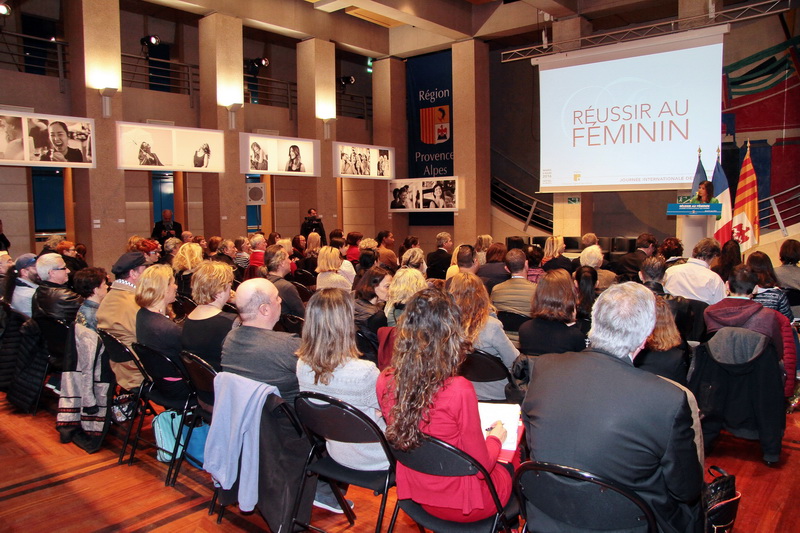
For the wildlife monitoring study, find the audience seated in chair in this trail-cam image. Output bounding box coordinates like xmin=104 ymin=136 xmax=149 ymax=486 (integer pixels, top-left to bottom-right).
xmin=261 ymin=245 xmax=305 ymax=318
xmin=377 ymin=288 xmax=514 ymax=524
xmin=521 ymin=282 xmax=704 ymax=533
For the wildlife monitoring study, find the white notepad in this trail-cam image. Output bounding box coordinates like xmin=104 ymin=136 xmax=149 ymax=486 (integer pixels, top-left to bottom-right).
xmin=478 ymin=402 xmax=522 ymax=451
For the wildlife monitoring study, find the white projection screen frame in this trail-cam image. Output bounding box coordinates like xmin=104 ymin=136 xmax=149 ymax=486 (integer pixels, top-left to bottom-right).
xmin=535 ymin=25 xmax=728 ymax=193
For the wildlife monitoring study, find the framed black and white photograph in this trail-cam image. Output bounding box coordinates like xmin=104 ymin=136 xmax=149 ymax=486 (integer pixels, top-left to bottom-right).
xmin=333 ymin=142 xmax=395 ymax=179
xmin=0 ymin=112 xmax=95 ymax=168
xmin=116 ymin=122 xmax=225 ymax=172
xmin=240 ymin=133 xmax=320 ymax=177
xmin=388 ymin=177 xmax=458 ymax=212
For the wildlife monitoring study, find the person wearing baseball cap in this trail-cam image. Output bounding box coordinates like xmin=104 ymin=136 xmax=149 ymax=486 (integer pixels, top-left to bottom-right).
xmin=5 ymin=253 xmax=38 ymax=317
xmin=97 ymin=252 xmax=148 ymax=391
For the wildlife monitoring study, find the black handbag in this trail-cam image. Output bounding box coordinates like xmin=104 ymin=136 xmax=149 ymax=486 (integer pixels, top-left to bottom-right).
xmin=705 ymin=466 xmax=741 ymax=533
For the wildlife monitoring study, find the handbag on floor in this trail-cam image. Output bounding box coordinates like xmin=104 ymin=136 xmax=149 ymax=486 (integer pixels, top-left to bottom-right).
xmin=152 ymin=410 xmax=209 ymax=467
xmin=705 ymin=466 xmax=741 ymax=533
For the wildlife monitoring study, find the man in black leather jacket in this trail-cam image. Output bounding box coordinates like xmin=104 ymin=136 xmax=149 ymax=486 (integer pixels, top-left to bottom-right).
xmin=32 ymin=252 xmax=83 ymax=324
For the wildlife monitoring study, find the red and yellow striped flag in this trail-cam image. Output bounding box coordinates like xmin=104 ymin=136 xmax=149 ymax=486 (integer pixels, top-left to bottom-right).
xmin=730 ymin=144 xmax=759 ymax=252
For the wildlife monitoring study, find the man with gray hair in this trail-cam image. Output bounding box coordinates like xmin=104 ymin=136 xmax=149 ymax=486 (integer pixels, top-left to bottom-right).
xmin=426 ymin=231 xmax=453 ymax=279
xmin=263 ymin=244 xmax=305 ymax=318
xmin=522 ymin=282 xmax=703 ymax=533
xmin=31 ymin=253 xmax=82 ymax=324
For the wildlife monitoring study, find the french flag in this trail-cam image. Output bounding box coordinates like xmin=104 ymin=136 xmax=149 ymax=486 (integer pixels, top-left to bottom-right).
xmin=712 ymin=156 xmax=733 ymax=244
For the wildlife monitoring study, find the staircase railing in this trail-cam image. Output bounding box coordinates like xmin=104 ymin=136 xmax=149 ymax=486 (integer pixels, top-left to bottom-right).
xmin=491 ymin=176 xmax=553 ymax=233
xmin=759 ymin=183 xmax=800 ymax=236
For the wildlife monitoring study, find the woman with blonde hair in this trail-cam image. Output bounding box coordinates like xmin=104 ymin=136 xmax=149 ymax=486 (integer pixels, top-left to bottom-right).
xmin=542 ymin=235 xmax=573 ymax=272
xmin=447 ymin=272 xmax=519 ymax=400
xmin=474 ymin=234 xmax=493 ymax=266
xmin=384 ymin=267 xmax=426 ymax=326
xmin=135 ymin=264 xmax=190 ymax=402
xmin=302 ymin=232 xmax=322 ymax=274
xmin=181 ymin=261 xmax=237 ymax=370
xmin=172 ymin=242 xmax=204 ymax=298
xmin=316 ymin=246 xmax=351 ymax=290
xmin=377 ymin=288 xmax=512 ymax=523
xmin=634 ymin=296 xmax=690 ymax=385
xmin=295 ymin=288 xmax=389 ymax=470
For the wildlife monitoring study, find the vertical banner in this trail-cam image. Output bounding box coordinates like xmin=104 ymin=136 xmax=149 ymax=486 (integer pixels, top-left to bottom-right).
xmin=407 ymin=50 xmax=453 ymax=179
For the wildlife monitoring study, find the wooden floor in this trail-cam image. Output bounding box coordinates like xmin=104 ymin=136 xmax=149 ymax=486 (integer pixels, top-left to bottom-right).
xmin=2 ymin=392 xmax=800 ymax=532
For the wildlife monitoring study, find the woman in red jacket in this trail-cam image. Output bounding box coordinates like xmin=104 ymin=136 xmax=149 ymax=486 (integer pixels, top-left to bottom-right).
xmin=376 ymin=287 xmax=512 ymax=522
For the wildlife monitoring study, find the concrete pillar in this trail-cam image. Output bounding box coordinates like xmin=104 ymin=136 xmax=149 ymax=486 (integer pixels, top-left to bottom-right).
xmin=295 ymin=38 xmax=339 ymax=235
xmin=551 ymin=16 xmax=594 ymax=237
xmin=65 ymin=0 xmax=125 ymax=270
xmin=452 ymin=39 xmax=491 ymax=247
xmin=370 ymin=57 xmax=408 ymax=243
xmin=198 ymin=13 xmax=246 ymax=239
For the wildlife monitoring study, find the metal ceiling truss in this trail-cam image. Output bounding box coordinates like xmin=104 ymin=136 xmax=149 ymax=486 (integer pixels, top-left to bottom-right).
xmin=501 ymin=0 xmax=794 ymax=62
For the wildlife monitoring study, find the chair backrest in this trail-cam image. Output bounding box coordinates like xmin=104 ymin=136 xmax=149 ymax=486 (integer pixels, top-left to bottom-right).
xmin=390 ymin=435 xmax=482 ymax=478
xmin=291 ymin=281 xmax=314 ymax=302
xmin=459 ymin=349 xmax=515 ymax=384
xmin=132 ymin=342 xmax=192 ymax=405
xmin=784 ymin=287 xmax=800 ymax=307
xmin=514 ymin=461 xmax=658 ymax=533
xmin=497 ymin=311 xmax=529 ymax=333
xmin=292 ymin=269 xmax=317 ymax=287
xmin=97 ymin=328 xmax=137 ymax=364
xmin=35 ymin=316 xmax=70 ymax=360
xmin=180 ymin=350 xmax=217 ymax=412
xmin=294 ymin=392 xmax=394 ymax=456
xmin=172 ymin=294 xmax=197 ymax=321
xmin=274 ymin=314 xmax=304 ymax=336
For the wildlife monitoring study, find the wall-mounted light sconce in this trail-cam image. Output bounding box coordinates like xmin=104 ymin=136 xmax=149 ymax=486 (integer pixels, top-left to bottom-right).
xmin=227 ymin=103 xmax=243 ymax=130
xmin=0 ymin=3 xmax=12 ymax=16
xmin=338 ymin=76 xmax=356 ymax=86
xmin=323 ymin=118 xmax=336 ymax=141
xmin=99 ymin=87 xmax=118 ymax=118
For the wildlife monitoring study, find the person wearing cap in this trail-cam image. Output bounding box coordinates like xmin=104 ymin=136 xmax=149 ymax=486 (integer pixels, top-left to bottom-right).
xmin=31 ymin=253 xmax=83 ymax=324
xmin=6 ymin=253 xmax=39 ymax=317
xmin=97 ymin=252 xmax=148 ymax=391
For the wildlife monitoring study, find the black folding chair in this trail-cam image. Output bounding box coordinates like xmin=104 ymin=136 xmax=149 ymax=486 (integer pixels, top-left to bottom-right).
xmin=292 ymin=268 xmax=317 ymax=288
xmin=386 ymin=435 xmax=518 ymax=533
xmin=171 ymin=351 xmax=217 ymax=488
xmin=293 ymin=392 xmax=396 ymax=533
xmin=459 ymin=349 xmax=523 ymax=404
xmin=496 ymin=311 xmax=529 ymax=333
xmin=172 ymin=294 xmax=197 ymax=322
xmin=36 ymin=315 xmax=70 ymax=369
xmin=130 ymin=342 xmax=195 ymax=486
xmin=291 ymin=281 xmax=315 ymax=303
xmin=273 ymin=313 xmax=304 ymax=336
xmin=514 ymin=461 xmax=658 ymax=533
xmin=97 ymin=329 xmax=148 ymax=463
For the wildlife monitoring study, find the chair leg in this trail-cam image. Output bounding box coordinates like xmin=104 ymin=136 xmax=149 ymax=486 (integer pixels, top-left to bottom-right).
xmin=386 ymin=500 xmax=402 ymax=533
xmin=216 ymin=505 xmax=225 ymax=524
xmin=169 ymin=415 xmax=195 ymax=487
xmin=375 ymin=490 xmax=389 ymax=533
xmin=118 ymin=387 xmax=144 ymax=464
xmin=165 ymin=411 xmax=189 ymax=487
xmin=329 ymin=480 xmax=356 ymax=525
xmin=127 ymin=401 xmax=149 ymax=465
xmin=208 ymin=487 xmax=218 ymax=515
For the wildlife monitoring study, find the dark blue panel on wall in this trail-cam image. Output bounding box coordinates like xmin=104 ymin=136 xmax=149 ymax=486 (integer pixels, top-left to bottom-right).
xmin=407 ymin=50 xmax=453 ymax=179
xmin=32 ymin=169 xmax=65 ymax=233
xmin=152 ymin=172 xmax=175 ymax=224
xmin=246 ymin=175 xmax=263 ymax=231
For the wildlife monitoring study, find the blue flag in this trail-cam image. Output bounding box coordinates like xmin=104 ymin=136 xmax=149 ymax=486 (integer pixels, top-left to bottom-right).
xmin=691 ymin=154 xmax=707 ymax=195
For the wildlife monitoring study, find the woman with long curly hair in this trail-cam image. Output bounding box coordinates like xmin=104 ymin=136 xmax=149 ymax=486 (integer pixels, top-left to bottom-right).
xmin=296 ymin=288 xmax=389 ymax=470
xmin=377 ymin=288 xmax=512 ymax=523
xmin=447 ymin=272 xmax=519 ymax=401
